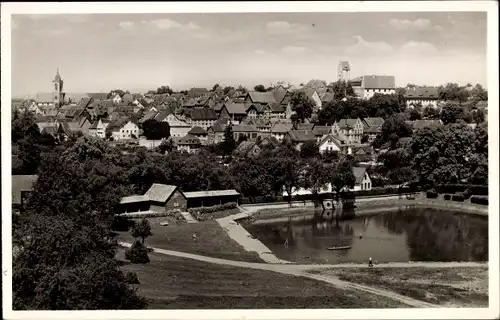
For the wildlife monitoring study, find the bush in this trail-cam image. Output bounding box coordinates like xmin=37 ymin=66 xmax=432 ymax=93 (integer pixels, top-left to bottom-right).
xmin=463 ymin=189 xmax=472 ymax=200
xmin=124 ymin=272 xmax=140 ymax=285
xmin=426 ymin=190 xmax=438 ymax=199
xmin=444 ymin=194 xmax=451 ymax=200
xmin=436 ymin=184 xmax=487 ymax=195
xmin=470 ymin=196 xmax=488 ymax=205
xmin=111 ymin=215 xmax=134 ymax=231
xmin=118 ymin=209 xmax=183 ymax=219
xmin=125 ymin=241 xmax=150 ymax=264
xmin=452 ymin=193 xmax=465 ymax=202
xmin=187 ymin=202 xmax=237 ymax=215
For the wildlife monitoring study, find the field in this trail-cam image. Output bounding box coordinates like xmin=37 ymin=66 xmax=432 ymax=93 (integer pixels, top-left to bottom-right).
xmin=117 ymin=249 xmax=409 ymax=309
xmin=118 ymin=219 xmax=263 ymax=262
xmin=307 ymin=267 xmax=488 ymax=307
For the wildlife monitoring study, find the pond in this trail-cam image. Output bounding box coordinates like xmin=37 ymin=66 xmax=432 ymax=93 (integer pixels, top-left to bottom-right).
xmin=242 ymin=207 xmax=488 ymax=264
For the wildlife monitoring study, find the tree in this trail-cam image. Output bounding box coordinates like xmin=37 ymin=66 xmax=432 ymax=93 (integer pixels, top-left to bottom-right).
xmin=367 ymin=93 xmax=405 ymax=118
xmin=299 ymin=140 xmax=320 ymax=159
xmin=472 ymin=109 xmax=485 ymax=124
xmin=157 ymin=138 xmax=176 ymax=158
xmin=329 ymin=160 xmax=355 ymax=201
xmin=374 ymin=114 xmax=413 ymax=148
xmin=156 ymin=85 xmax=173 ymax=95
xmin=272 ymin=144 xmax=301 ymax=207
xmin=301 ymin=158 xmax=330 ymax=207
xmin=130 ymin=218 xmax=152 ymax=245
xmin=223 ymin=86 xmax=234 ymax=95
xmin=230 ymin=157 xmax=273 ymax=200
xmin=408 ymin=108 xmax=422 ymax=121
xmin=438 ymin=83 xmax=469 ymax=102
xmin=329 ymin=80 xmax=355 ymax=99
xmin=440 ymin=102 xmax=464 ymax=124
xmin=423 ymin=106 xmax=440 ymax=119
xmin=220 ymin=125 xmax=237 ymax=158
xmin=470 ymin=84 xmax=488 ymax=102
xmin=290 ymin=91 xmax=315 ymax=123
xmin=360 ymin=134 xmax=369 ymax=144
xmin=254 ymin=84 xmax=267 ymax=92
xmin=142 ymin=119 xmax=170 ymax=140
xmin=211 ymin=83 xmax=220 ymax=92
xmin=237 ymin=85 xmax=248 ymax=93
xmin=125 ymin=240 xmax=150 ymax=264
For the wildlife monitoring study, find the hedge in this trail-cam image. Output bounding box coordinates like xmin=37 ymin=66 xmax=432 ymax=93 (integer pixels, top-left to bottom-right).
xmin=470 ymin=196 xmax=488 ymax=205
xmin=117 ymin=209 xmax=184 ymax=219
xmin=452 ymin=193 xmax=465 ymax=202
xmin=444 ymin=194 xmax=451 ymax=200
xmin=426 ymin=190 xmax=438 ymax=199
xmin=187 ymin=202 xmax=237 ymax=215
xmin=436 ymin=184 xmax=488 ymax=196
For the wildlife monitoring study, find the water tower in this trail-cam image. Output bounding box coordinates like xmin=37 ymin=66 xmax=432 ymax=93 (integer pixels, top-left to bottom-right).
xmin=337 ymin=61 xmax=351 ymax=82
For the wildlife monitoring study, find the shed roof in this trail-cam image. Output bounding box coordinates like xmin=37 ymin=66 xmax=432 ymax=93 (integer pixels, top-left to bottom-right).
xmin=183 ymin=189 xmax=240 ymax=199
xmin=144 ymin=184 xmax=179 ymax=203
xmin=120 ymin=195 xmax=150 ymax=204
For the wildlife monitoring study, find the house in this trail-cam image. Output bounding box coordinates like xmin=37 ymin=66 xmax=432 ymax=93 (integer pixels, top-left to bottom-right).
xmin=362 ymin=117 xmax=385 ymax=142
xmin=119 ymin=184 xmax=187 ymax=214
xmin=107 ymin=118 xmax=139 ymax=141
xmin=350 ymin=75 xmax=396 ymax=99
xmin=185 ymin=108 xmax=218 ymax=130
xmin=188 ymin=126 xmax=209 ymax=145
xmin=207 ymin=119 xmax=228 ymax=145
xmin=258 ymin=135 xmax=281 ymax=150
xmin=312 ymin=125 xmax=331 ymax=142
xmin=244 ymin=91 xmax=277 ymax=106
xmin=173 ymin=134 xmax=201 ymax=153
xmin=157 ymin=112 xmax=191 ymax=137
xmin=89 ymin=119 xmax=109 ymax=139
xmin=351 ymin=145 xmax=374 ymax=163
xmin=245 ymin=118 xmax=273 ymax=134
xmin=183 ymin=190 xmax=241 ymax=208
xmin=331 ymin=118 xmax=364 ymax=145
xmin=58 ymin=117 xmax=91 ymax=137
xmin=269 ymin=103 xmax=287 ymax=119
xmin=352 ymin=166 xmax=372 ymax=191
xmin=140 ymin=108 xmax=159 ymax=123
xmin=245 ymin=104 xmax=263 ymax=119
xmin=232 ymin=124 xmax=259 ymax=141
xmin=235 ymin=141 xmax=261 ymax=158
xmin=404 ymin=86 xmax=439 ymax=109
xmin=283 ymin=130 xmax=317 ymax=150
xmin=318 ymin=134 xmax=343 ymax=154
xmin=12 ymin=175 xmax=38 ymax=213
xmin=270 ymin=122 xmax=293 ymax=142
xmin=219 ymin=103 xmax=248 ymax=124
xmin=112 ymin=94 xmax=122 ymax=104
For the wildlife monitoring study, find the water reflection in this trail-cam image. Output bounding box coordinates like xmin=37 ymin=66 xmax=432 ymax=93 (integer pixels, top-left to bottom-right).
xmin=244 ymin=208 xmax=488 ymax=264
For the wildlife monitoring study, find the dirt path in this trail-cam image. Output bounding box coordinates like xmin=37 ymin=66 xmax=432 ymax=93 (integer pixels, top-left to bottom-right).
xmin=119 ymin=241 xmax=485 ymax=308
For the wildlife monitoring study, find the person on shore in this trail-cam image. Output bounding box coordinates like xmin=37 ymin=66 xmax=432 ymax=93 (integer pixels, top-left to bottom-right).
xmin=368 ymin=257 xmax=373 ymax=267
xmin=284 ymin=237 xmax=289 ymax=248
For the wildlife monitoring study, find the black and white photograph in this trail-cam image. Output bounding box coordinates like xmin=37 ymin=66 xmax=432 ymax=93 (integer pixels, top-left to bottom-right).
xmin=2 ymin=2 xmax=498 ymax=319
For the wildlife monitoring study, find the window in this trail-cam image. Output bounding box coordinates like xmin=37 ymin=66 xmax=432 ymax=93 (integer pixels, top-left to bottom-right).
xmin=368 ymin=183 xmax=371 ymax=189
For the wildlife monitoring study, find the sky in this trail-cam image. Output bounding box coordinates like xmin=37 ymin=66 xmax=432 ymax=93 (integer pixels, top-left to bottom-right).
xmin=11 ymin=11 xmax=487 ymax=97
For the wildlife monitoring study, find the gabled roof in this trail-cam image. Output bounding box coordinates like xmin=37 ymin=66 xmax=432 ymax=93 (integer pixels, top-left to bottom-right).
xmin=294 ymin=122 xmax=315 ymax=131
xmin=362 ymin=75 xmax=395 ymax=89
xmin=259 ymin=135 xmax=281 ymax=148
xmin=246 ymin=91 xmax=277 ymax=104
xmin=335 ymin=118 xmax=361 ymax=129
xmin=270 ymin=122 xmax=293 ymax=133
xmin=406 ymin=119 xmax=443 ymax=130
xmin=312 ymin=125 xmax=331 ymax=136
xmin=232 ymin=124 xmax=258 ymax=132
xmin=12 ymin=175 xmax=38 ymax=205
xmin=318 ymin=134 xmax=342 ymax=148
xmin=223 ymin=103 xmax=248 ymax=115
xmin=140 ymin=109 xmax=158 ymax=123
xmin=66 ymin=93 xmax=90 ymax=104
xmin=271 ymin=90 xmax=287 ymax=104
xmin=305 ymin=79 xmax=327 ymax=89
xmin=188 ymin=126 xmax=208 ymax=135
xmin=363 ymin=117 xmax=385 ymax=128
xmin=154 ymin=109 xmax=171 ymax=122
xmin=405 ymin=87 xmax=438 ymax=99
xmin=353 ymin=167 xmax=368 ymax=184
xmin=106 ymin=117 xmax=131 ymax=132
xmin=287 ymin=130 xmax=316 ymax=142
xmin=120 ymin=195 xmax=150 ymax=204
xmin=270 ymin=103 xmax=285 ymax=113
xmin=144 ymin=183 xmax=179 ymax=203
xmin=188 ymin=108 xmax=218 ymax=121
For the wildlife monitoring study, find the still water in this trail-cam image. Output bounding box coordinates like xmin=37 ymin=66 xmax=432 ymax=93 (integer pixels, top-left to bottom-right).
xmin=243 ymin=208 xmax=488 ymax=264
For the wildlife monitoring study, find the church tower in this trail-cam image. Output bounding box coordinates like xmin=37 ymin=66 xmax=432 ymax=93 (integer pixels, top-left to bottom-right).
xmin=52 ymin=68 xmax=64 ymax=108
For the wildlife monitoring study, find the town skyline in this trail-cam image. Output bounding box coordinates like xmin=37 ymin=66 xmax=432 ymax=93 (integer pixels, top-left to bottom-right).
xmin=12 ymin=11 xmax=487 ymax=97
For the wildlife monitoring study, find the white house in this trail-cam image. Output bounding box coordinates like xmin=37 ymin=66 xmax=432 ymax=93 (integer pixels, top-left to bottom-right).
xmin=318 ymin=134 xmax=342 ymax=154
xmin=352 ymin=166 xmax=372 ymax=191
xmin=350 ymin=75 xmax=396 ymax=99
xmin=404 ymin=86 xmax=439 ymax=109
xmin=160 ymin=113 xmax=192 ymax=138
xmin=108 ymin=119 xmax=139 ymax=141
xmin=112 ymin=94 xmax=122 ymax=104
xmin=89 ymin=119 xmax=108 ymax=139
